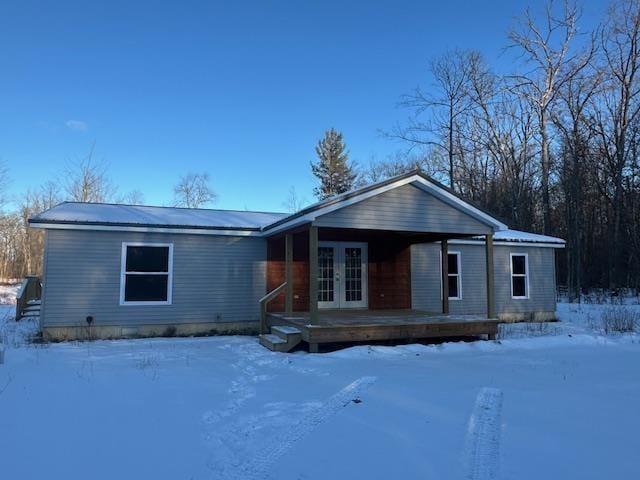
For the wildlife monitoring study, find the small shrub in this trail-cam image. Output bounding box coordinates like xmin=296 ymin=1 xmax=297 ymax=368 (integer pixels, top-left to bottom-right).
xmin=162 ymin=326 xmax=177 ymax=337
xmin=600 ymin=307 xmax=640 ymax=334
xmin=523 ymin=322 xmax=551 ymax=336
xmin=585 ymin=312 xmax=599 ymax=331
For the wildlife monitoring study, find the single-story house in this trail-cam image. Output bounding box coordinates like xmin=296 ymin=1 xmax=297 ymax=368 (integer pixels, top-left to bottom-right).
xmin=29 ymin=170 xmax=564 ymax=351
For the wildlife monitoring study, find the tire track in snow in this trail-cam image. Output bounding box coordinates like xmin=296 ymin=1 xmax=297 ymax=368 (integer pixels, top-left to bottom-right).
xmin=464 ymin=387 xmax=503 ymax=480
xmin=229 ymin=375 xmax=377 ymax=480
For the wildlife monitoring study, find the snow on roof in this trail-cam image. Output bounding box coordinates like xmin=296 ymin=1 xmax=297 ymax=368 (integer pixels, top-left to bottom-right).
xmin=461 ymin=229 xmax=564 ymax=245
xmin=28 ymin=199 xmax=564 ymax=246
xmin=493 ymin=229 xmax=565 ymax=244
xmin=30 ymin=202 xmax=288 ymax=230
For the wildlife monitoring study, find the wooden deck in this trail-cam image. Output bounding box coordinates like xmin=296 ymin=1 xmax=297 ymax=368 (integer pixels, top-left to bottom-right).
xmin=266 ymin=309 xmax=499 ymax=350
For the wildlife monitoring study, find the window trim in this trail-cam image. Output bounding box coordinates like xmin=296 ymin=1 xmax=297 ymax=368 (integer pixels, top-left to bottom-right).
xmin=440 ymin=250 xmax=462 ymax=301
xmin=119 ymin=242 xmax=174 ymax=306
xmin=510 ymin=252 xmax=529 ymax=300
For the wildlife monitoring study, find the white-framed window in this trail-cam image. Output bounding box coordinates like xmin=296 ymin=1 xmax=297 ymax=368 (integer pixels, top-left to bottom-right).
xmin=120 ymin=243 xmax=174 ymax=305
xmin=510 ymin=253 xmax=529 ymax=299
xmin=440 ymin=251 xmax=462 ymax=300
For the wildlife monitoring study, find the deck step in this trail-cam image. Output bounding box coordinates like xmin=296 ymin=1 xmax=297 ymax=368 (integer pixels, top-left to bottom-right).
xmin=20 ymin=311 xmax=40 ymax=318
xmin=259 ymin=334 xmax=290 ymax=352
xmin=23 ymin=305 xmax=41 ymax=313
xmin=259 ymin=325 xmax=303 ymax=352
xmin=271 ymin=325 xmax=302 ymax=340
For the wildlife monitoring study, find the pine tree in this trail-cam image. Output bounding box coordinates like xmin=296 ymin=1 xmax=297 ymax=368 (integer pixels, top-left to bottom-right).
xmin=311 ymin=128 xmax=357 ymax=200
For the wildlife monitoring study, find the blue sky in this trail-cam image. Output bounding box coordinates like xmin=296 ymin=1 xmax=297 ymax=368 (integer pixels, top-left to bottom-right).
xmin=0 ymin=0 xmax=605 ymax=212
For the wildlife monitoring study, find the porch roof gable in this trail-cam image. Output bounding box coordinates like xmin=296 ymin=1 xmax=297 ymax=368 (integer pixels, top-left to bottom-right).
xmin=261 ymin=170 xmax=509 ymax=235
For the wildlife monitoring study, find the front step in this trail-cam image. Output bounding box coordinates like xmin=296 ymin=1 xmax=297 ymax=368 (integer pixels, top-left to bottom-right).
xmin=271 ymin=325 xmax=302 ymax=343
xmin=259 ymin=334 xmax=289 ymax=352
xmin=18 ymin=304 xmax=41 ymax=320
xmin=259 ymin=325 xmax=303 ymax=352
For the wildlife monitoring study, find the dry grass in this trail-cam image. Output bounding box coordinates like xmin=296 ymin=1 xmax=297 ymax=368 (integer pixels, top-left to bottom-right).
xmin=600 ymin=307 xmax=640 ymax=334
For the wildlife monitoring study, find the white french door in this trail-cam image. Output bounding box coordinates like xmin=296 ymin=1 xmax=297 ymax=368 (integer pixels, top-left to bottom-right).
xmin=317 ymin=242 xmax=368 ymax=309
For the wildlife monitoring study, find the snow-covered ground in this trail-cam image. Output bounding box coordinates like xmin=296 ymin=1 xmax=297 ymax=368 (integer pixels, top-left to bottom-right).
xmin=1 ymin=300 xmax=639 ymax=479
xmin=0 ymin=282 xmax=19 ymax=305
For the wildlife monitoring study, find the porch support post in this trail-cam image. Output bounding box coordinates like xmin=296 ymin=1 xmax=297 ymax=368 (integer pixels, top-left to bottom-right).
xmin=485 ymin=233 xmax=495 ymax=319
xmin=441 ymin=239 xmax=449 ymax=314
xmin=285 ymin=233 xmax=293 ymax=314
xmin=309 ymin=226 xmax=319 ymax=324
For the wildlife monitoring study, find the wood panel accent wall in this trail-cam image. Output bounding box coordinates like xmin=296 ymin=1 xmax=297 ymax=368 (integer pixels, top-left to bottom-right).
xmin=267 ymin=232 xmax=310 ymax=312
xmin=266 ymin=228 xmax=412 ymax=312
xmin=368 ymin=236 xmax=412 ymax=309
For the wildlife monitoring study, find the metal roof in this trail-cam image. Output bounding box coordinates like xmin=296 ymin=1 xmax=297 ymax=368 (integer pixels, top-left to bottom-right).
xmin=28 ymin=171 xmax=564 ymax=246
xmin=29 ymin=202 xmax=288 ymax=231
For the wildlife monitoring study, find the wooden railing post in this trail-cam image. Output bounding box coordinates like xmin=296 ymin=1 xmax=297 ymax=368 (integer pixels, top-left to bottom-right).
xmin=260 ymin=302 xmax=267 ymax=335
xmin=441 ymin=239 xmax=449 ymax=314
xmin=309 ymin=226 xmax=318 ymax=324
xmin=259 ymin=281 xmax=288 ymax=334
xmin=485 ymin=233 xmax=495 ymax=319
xmin=15 ymin=276 xmax=41 ymax=321
xmin=285 ymin=233 xmax=293 ymax=314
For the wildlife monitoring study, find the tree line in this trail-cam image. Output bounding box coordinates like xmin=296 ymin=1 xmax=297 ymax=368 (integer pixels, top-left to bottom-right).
xmin=0 ymin=145 xmax=216 ymax=280
xmin=2 ymin=0 xmax=639 ymax=298
xmin=310 ymin=0 xmax=640 ymax=297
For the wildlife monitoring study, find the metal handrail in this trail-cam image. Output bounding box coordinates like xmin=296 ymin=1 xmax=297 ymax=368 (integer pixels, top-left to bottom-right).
xmin=259 ymin=282 xmax=287 ymax=334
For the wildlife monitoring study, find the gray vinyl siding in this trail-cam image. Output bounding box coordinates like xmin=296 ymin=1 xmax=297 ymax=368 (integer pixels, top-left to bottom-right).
xmin=411 ymin=242 xmax=556 ymax=315
xmin=410 ymin=243 xmax=487 ymax=315
xmin=314 ymin=183 xmax=493 ymax=235
xmin=41 ymin=229 xmax=266 ymax=327
xmin=493 ymin=245 xmax=557 ymax=314
xmin=38 ymin=229 xmax=50 ymax=331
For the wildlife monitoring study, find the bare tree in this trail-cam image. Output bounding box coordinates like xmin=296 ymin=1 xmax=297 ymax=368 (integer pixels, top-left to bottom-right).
xmin=20 ymin=183 xmax=63 ymax=274
xmin=592 ymin=0 xmax=640 ymax=287
xmin=508 ymin=0 xmax=593 ymax=234
xmin=0 ymin=181 xmax=63 ymax=279
xmin=173 ymin=172 xmax=217 ymax=208
xmin=389 ymin=49 xmax=475 ymax=191
xmin=38 ymin=181 xmax=62 ymax=209
xmin=64 ymin=143 xmax=116 ymax=203
xmin=116 ymin=189 xmax=145 ymax=205
xmin=0 ymin=159 xmax=10 ymax=211
xmin=361 ymin=152 xmax=439 ymax=184
xmin=282 ymin=186 xmax=307 ymax=213
xmin=0 ymin=214 xmax=21 ymax=280
xmin=553 ymin=59 xmax=601 ymax=299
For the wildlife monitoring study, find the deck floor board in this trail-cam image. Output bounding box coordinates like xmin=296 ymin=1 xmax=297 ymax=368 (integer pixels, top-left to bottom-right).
xmin=266 ymin=309 xmax=499 ymax=345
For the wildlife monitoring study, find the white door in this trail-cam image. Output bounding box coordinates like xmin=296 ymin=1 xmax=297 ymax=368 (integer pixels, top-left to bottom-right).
xmin=317 ymin=242 xmax=368 ymax=309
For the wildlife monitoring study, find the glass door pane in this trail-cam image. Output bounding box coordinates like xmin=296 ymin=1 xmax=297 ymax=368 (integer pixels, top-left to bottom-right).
xmin=317 ymin=246 xmax=335 ymax=303
xmin=344 ymin=247 xmax=363 ymax=302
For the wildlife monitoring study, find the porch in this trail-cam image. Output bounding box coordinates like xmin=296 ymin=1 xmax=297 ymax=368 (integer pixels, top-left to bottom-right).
xmin=264 ymin=309 xmax=499 ymax=352
xmin=259 ymin=176 xmax=505 ymax=352
xmin=259 ymin=224 xmax=498 ymax=351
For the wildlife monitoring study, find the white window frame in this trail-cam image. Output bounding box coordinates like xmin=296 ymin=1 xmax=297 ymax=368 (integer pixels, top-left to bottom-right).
xmin=120 ymin=242 xmax=174 ymax=306
xmin=510 ymin=252 xmax=529 ymax=299
xmin=440 ymin=250 xmax=462 ymax=301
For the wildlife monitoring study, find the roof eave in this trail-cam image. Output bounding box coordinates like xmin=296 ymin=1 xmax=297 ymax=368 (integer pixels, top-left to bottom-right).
xmin=28 ymin=220 xmax=263 ymax=237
